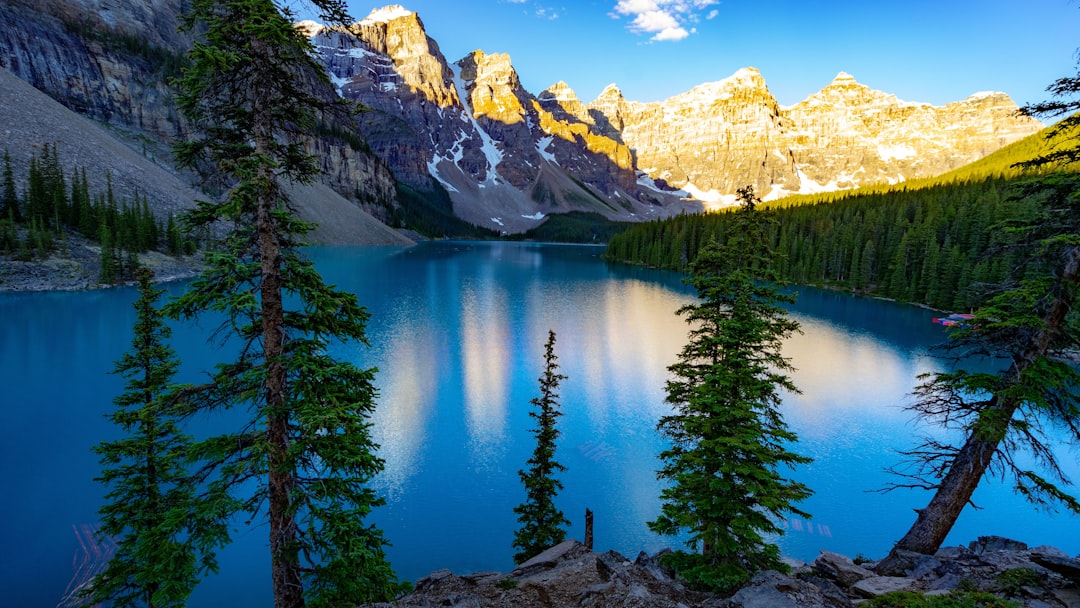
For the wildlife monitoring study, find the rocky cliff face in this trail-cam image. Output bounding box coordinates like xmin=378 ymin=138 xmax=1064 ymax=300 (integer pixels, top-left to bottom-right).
xmin=311 ymin=6 xmax=695 ymax=233
xmin=0 ymin=0 xmax=1046 ymax=236
xmin=0 ymin=0 xmax=187 ymax=140
xmin=0 ymin=0 xmax=400 ymax=226
xmin=309 ymin=6 xmax=1041 ymax=224
xmin=587 ymin=69 xmax=1043 ymax=207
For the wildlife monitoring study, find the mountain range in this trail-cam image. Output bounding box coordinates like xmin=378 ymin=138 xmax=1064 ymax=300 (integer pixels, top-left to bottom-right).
xmin=0 ymin=0 xmax=1044 ymax=236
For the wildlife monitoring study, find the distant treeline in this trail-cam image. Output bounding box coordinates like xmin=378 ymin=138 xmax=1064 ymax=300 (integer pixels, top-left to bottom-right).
xmin=606 ymin=124 xmax=1080 ymax=311
xmin=605 ymin=176 xmax=1049 ymax=311
xmin=1 ymin=144 xmax=195 ymax=283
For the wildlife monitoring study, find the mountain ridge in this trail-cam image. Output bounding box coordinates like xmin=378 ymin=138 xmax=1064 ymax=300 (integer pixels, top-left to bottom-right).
xmin=313 ymin=4 xmax=1041 ymax=228
xmin=0 ymin=0 xmax=1046 ymax=238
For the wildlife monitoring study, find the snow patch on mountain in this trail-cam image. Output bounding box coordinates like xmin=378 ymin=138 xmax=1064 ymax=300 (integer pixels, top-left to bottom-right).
xmin=536 ymin=136 xmax=557 ymax=164
xmin=878 ymin=143 xmax=918 ymax=161
xmin=682 ymin=182 xmax=738 ymax=210
xmin=361 ymin=5 xmax=413 ymax=25
xmin=450 ymin=62 xmax=504 ymax=182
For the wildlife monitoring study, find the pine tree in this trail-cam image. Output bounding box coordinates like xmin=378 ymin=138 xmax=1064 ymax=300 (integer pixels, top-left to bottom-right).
xmin=1 ymin=150 xmax=20 ymax=223
xmin=89 ymin=267 xmax=229 ymax=607
xmin=879 ymin=44 xmax=1080 ymax=567
xmin=165 ymin=1 xmax=404 ymax=606
xmin=99 ymin=220 xmax=116 ymax=285
xmin=879 ymin=174 xmax=1080 ymax=570
xmin=649 ymin=186 xmax=812 ymax=592
xmin=512 ymin=329 xmax=570 ymax=564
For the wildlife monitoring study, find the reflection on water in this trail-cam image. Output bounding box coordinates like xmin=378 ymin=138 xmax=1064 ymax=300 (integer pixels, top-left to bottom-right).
xmin=461 ymin=282 xmax=511 ymax=465
xmin=2 ymin=242 xmax=1077 ymax=607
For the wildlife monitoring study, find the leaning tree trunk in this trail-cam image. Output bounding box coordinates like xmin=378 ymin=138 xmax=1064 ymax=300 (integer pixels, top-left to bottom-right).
xmin=880 ymin=244 xmax=1080 ymax=572
xmin=889 ymin=395 xmax=1018 ymax=556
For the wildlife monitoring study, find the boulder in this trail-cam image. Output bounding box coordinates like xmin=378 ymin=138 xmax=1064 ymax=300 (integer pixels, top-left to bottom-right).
xmin=1031 ymin=551 xmax=1080 ymax=582
xmin=970 ymin=536 xmax=1029 ymax=555
xmin=511 ymin=539 xmax=587 ymax=576
xmin=812 ymin=551 xmax=876 ymax=587
xmin=851 ymin=576 xmax=917 ymax=598
xmin=729 ymin=571 xmax=854 ymax=608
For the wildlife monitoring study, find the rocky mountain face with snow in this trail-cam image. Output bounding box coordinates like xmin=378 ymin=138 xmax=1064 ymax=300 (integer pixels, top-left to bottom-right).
xmin=313 ymin=6 xmax=1041 ymax=227
xmin=310 ymin=7 xmax=692 ymax=233
xmin=0 ymin=1 xmax=1044 ymax=235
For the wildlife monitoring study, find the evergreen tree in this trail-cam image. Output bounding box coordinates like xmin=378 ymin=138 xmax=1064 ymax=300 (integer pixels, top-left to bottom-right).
xmin=1 ymin=150 xmax=20 ymax=222
xmin=880 ymin=46 xmax=1080 ymax=567
xmin=89 ymin=267 xmax=229 ymax=607
xmin=879 ymin=173 xmax=1080 ymax=568
xmin=649 ymin=186 xmax=812 ymax=592
xmin=512 ymin=329 xmax=570 ymax=564
xmin=165 ymin=1 xmax=404 ymax=606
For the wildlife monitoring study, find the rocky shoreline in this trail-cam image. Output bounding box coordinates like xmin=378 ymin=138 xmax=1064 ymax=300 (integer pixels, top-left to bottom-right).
xmin=0 ymin=233 xmax=202 ymax=292
xmin=368 ymin=537 xmax=1080 ymax=608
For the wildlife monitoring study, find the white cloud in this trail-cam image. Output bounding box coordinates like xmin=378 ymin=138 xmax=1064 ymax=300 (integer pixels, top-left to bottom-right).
xmin=611 ymin=0 xmax=718 ymax=41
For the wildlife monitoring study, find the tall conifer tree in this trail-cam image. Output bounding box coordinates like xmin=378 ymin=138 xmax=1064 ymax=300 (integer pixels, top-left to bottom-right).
xmin=512 ymin=330 xmax=570 ymax=564
xmin=90 ymin=268 xmax=228 ymax=607
xmin=880 ymin=47 xmax=1080 ymax=566
xmin=649 ymin=186 xmax=811 ymax=592
xmin=1 ymin=150 xmax=19 ymax=222
xmin=166 ymin=1 xmax=403 ymax=606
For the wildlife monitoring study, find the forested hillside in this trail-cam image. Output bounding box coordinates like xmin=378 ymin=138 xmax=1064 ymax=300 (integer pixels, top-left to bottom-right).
xmin=604 ymin=126 xmax=1080 ymax=311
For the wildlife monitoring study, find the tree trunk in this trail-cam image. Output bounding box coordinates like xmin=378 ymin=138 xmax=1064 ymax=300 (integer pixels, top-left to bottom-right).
xmin=890 ymin=397 xmax=1017 ymax=556
xmin=882 ymin=244 xmax=1079 ymax=570
xmin=254 ymin=142 xmax=302 ymax=605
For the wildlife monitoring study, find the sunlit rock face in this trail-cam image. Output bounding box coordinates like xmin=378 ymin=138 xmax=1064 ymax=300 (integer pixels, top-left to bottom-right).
xmin=314 ymin=6 xmax=695 ymax=233
xmin=588 ymin=69 xmax=1043 ymax=207
xmin=313 ymin=6 xmax=1040 ymax=224
xmin=779 ymin=73 xmax=1042 ymax=198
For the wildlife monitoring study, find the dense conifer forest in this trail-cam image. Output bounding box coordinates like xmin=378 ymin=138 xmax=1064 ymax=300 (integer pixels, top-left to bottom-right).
xmin=0 ymin=145 xmax=194 ymax=283
xmin=605 ymin=127 xmax=1080 ymax=312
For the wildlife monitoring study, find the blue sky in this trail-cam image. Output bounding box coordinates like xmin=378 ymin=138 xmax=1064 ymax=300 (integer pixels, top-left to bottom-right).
xmin=315 ymin=1 xmax=1079 ymax=110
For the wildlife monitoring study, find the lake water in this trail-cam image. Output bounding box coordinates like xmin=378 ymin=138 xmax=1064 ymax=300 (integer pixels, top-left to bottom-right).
xmin=1 ymin=241 xmax=1077 ymax=607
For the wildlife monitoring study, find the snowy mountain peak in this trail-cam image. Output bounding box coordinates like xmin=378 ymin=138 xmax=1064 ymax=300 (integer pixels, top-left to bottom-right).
xmin=965 ymin=90 xmax=1008 ymax=101
xmin=361 ymin=4 xmax=413 ymax=25
xmin=539 ymin=81 xmax=579 ymax=103
xmin=829 ymin=71 xmax=859 ymax=86
xmin=294 ymin=20 xmax=325 ymax=37
xmin=598 ymin=83 xmax=622 ymax=97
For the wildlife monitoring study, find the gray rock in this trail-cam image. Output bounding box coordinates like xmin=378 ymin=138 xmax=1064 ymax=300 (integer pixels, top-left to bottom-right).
xmin=812 ymin=551 xmax=876 ymax=587
xmin=797 ymin=573 xmax=850 ymax=606
xmin=782 ymin=557 xmax=809 ymax=573
xmin=911 ymin=555 xmax=942 ymax=580
xmin=969 ymin=536 xmax=1029 ymax=555
xmin=873 ymin=549 xmax=929 ymax=577
xmin=511 ymin=539 xmax=585 ymax=576
xmin=935 ymin=546 xmax=972 ymax=560
xmin=730 ymin=571 xmax=853 ymax=608
xmin=1031 ymin=546 xmax=1071 ymax=559
xmin=414 ymin=568 xmax=455 ymax=591
xmin=928 ymin=573 xmax=962 ymax=591
xmin=628 ymin=582 xmax=652 ymax=599
xmin=851 ymin=576 xmax=917 ymax=598
xmin=1031 ymin=551 xmax=1080 ymax=582
xmin=1052 ymin=587 xmax=1080 ymax=608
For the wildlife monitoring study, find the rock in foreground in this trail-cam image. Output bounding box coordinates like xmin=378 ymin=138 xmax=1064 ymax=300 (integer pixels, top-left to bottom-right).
xmin=366 ymin=537 xmax=1080 ymax=608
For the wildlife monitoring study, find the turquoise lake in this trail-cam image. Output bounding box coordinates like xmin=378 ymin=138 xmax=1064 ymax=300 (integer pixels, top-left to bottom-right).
xmin=1 ymin=241 xmax=1077 ymax=606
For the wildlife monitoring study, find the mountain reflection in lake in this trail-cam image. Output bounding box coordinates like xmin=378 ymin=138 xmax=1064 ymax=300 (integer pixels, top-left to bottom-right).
xmin=1 ymin=241 xmax=1076 ymax=607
